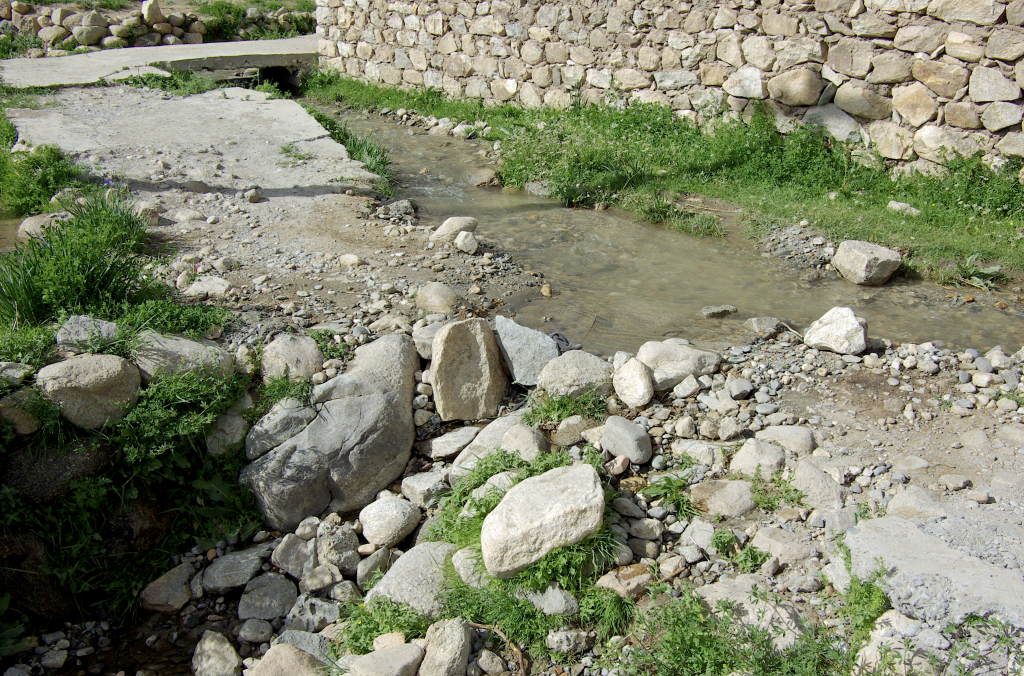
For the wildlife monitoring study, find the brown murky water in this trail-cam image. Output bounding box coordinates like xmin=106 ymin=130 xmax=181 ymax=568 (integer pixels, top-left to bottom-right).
xmin=337 ymin=108 xmax=1024 ymax=355
xmin=0 ymin=217 xmax=19 ymax=251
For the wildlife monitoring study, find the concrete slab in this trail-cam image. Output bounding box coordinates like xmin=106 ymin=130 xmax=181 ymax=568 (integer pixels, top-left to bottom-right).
xmin=6 ymin=87 xmax=378 ymax=194
xmin=0 ymin=36 xmax=318 ymax=89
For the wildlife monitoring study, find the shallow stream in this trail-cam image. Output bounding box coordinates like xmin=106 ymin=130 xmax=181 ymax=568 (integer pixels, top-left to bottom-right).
xmin=338 ymin=108 xmax=1024 ymax=355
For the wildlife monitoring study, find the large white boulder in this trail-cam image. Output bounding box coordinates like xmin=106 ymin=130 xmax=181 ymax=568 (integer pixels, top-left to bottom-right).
xmin=536 ymin=350 xmax=613 ymax=397
xmin=133 ymin=330 xmax=234 ymax=385
xmin=803 ymin=307 xmax=866 ymax=355
xmin=430 ymin=318 xmax=508 ymax=421
xmin=832 ymin=240 xmax=902 ymax=285
xmin=612 ymin=357 xmax=654 ymax=408
xmin=480 ymin=464 xmax=605 ymax=578
xmin=36 ymin=354 xmax=140 ymax=429
xmin=636 ymin=339 xmax=720 ymax=390
xmin=261 ymin=334 xmax=324 ymax=383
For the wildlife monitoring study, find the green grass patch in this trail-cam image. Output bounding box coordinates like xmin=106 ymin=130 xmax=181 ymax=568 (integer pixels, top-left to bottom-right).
xmin=751 ymin=470 xmax=805 ymax=512
xmin=120 ymin=70 xmax=221 ymax=96
xmin=0 ymin=145 xmax=86 ymax=216
xmin=640 ymin=474 xmax=697 ymax=517
xmin=308 ymin=328 xmax=351 ymax=362
xmin=0 ymin=34 xmax=42 ymax=60
xmin=302 ymin=103 xmax=396 ymax=196
xmin=329 ymin=597 xmax=430 ymax=657
xmin=520 ymin=388 xmax=606 ymax=427
xmin=75 ymin=0 xmax=129 ymax=9
xmin=0 ymin=323 xmax=58 ymax=368
xmin=193 ymin=0 xmax=315 ymax=41
xmin=839 ymin=568 xmax=892 ymax=647
xmin=300 ymin=71 xmax=1024 ymax=276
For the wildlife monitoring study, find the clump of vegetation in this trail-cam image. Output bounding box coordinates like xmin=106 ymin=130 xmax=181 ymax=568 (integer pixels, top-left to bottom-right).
xmin=302 ymin=105 xmax=396 ymax=196
xmin=120 ymin=70 xmax=221 ymax=96
xmin=0 ymin=33 xmax=43 ymax=60
xmin=710 ymin=528 xmax=771 ymax=574
xmin=937 ymin=253 xmax=1009 ymax=291
xmin=640 ymin=474 xmax=698 ymax=517
xmin=751 ymin=470 xmax=805 ymax=512
xmin=0 ymin=145 xmax=85 ymax=216
xmin=195 ymin=0 xmax=316 ymax=41
xmin=521 ymin=388 xmax=607 ymax=427
xmin=308 ymin=328 xmax=351 ymax=362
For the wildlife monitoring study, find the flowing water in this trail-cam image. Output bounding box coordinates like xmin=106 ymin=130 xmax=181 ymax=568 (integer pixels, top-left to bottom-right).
xmin=336 ymin=108 xmax=1024 ymax=355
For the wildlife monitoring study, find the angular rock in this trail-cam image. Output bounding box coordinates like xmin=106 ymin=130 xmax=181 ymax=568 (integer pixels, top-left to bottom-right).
xmin=246 ymin=398 xmax=317 ymax=461
xmin=402 ymin=471 xmax=449 ymax=508
xmin=272 ymin=534 xmax=316 ymax=580
xmin=431 ymin=318 xmax=508 ymax=421
xmin=767 ymin=68 xmax=823 ymax=106
xmin=494 ymin=315 xmax=559 ymax=386
xmin=891 ymin=82 xmax=936 ymax=127
xmin=366 ymin=542 xmax=457 ymax=618
xmin=636 ymin=339 xmax=720 ymax=390
xmin=203 ymin=546 xmax=272 ymax=593
xmin=750 ymin=526 xmax=819 ymax=565
xmin=241 ymin=336 xmax=416 ymax=530
xmin=982 ymin=102 xmax=1023 ymax=132
xmin=689 ymin=480 xmax=756 ymax=517
xmin=969 ymin=66 xmax=1022 ymax=103
xmin=238 ymin=573 xmax=298 ymax=620
xmin=356 ymin=547 xmax=392 ymax=590
xmin=722 ymin=65 xmax=767 ymax=99
xmin=184 ymin=275 xmax=232 ymax=298
xmin=912 ymin=60 xmax=968 ymax=98
xmin=430 ymin=216 xmax=478 ymax=243
xmin=248 ymin=643 xmax=323 ymax=676
xmin=536 ymin=350 xmax=613 ymax=397
xmin=755 ymin=426 xmax=816 ymax=454
xmin=416 ymin=282 xmax=460 ymax=314
xmin=730 ymin=439 xmax=785 ymax=480
xmin=261 ymin=334 xmax=323 ymax=383
xmin=192 ymin=631 xmax=242 ymax=676
xmin=886 ymin=485 xmax=947 ymax=519
xmin=139 ymin=562 xmax=193 ymax=613
xmin=833 ymin=241 xmax=902 ymax=286
xmin=601 ymin=415 xmax=653 ymax=464
xmin=803 ymin=104 xmax=861 ymax=142
xmin=790 ymin=459 xmax=843 ymax=510
xmin=55 ymin=315 xmax=118 ymax=353
xmin=803 ymin=307 xmax=866 ymax=355
xmin=697 ymin=574 xmax=802 ymax=648
xmin=359 ymin=498 xmax=421 ymax=547
xmin=420 ymin=618 xmax=471 ymax=676
xmin=206 ymin=407 xmax=248 ymax=456
xmin=316 ymin=521 xmax=360 ymax=577
xmin=133 ymin=330 xmax=233 ymax=385
xmin=449 ymin=410 xmax=526 ymax=483
xmin=501 ymin=423 xmax=550 ymax=461
xmin=596 ymin=564 xmax=653 ymax=600
xmin=284 ymin=593 xmax=343 ymax=632
xmin=834 ymin=82 xmax=893 ymax=119
xmin=412 ymin=322 xmax=444 ymax=360
xmin=349 ymin=644 xmax=424 ymax=676
xmin=36 ymin=354 xmax=140 ymax=429
xmin=427 ymin=425 xmax=480 ymax=460
xmin=613 ymin=357 xmax=654 ymax=409
xmin=480 ymin=464 xmax=604 ymax=578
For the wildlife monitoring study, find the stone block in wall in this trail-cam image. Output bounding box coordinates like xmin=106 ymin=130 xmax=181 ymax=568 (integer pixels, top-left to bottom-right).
xmin=768 ymin=68 xmax=824 ymax=106
xmin=718 ymin=32 xmax=744 ymax=68
xmin=638 ymin=46 xmax=661 ymax=71
xmin=545 ymin=42 xmax=567 ymax=64
xmin=491 ymin=78 xmax=518 ymax=100
xmin=866 ymin=52 xmax=912 ymax=83
xmin=655 ymin=9 xmax=681 ymax=30
xmin=723 ymin=65 xmax=768 ymax=99
xmin=928 ymin=0 xmax=1005 ymax=26
xmin=775 ymin=37 xmax=826 ymax=71
xmin=866 ymin=0 xmax=928 ymax=12
xmin=520 ymin=39 xmax=543 ymax=64
xmin=803 ymin=104 xmax=861 ymax=142
xmin=868 ymin=120 xmax=913 ymax=159
xmin=404 ymin=68 xmax=423 ymax=85
xmin=996 ymin=132 xmax=1024 ymax=157
xmin=465 ymin=77 xmax=487 ymax=98
xmin=1009 ymin=0 xmax=1024 ymax=25
xmin=544 ymin=88 xmax=571 ymax=108
xmin=683 ymin=8 xmax=705 ymax=33
xmin=654 ymin=69 xmax=699 ymax=90
xmin=982 ymin=102 xmax=1024 ymax=132
xmin=380 ymin=64 xmax=402 ymax=85
xmin=506 ymin=58 xmax=529 ymax=81
xmin=893 ymin=22 xmax=949 ymax=54
xmin=533 ymin=65 xmax=552 ymax=87
xmin=520 ymin=82 xmax=543 ymax=108
xmin=569 ymin=45 xmax=595 ymax=65
xmin=1017 ymin=61 xmax=1024 ymax=88
xmin=762 ymin=11 xmax=799 ymax=36
xmin=944 ymin=101 xmax=982 ymax=129
xmin=816 ymin=0 xmax=856 ymax=11
xmin=969 ymin=66 xmax=1022 ymax=103
xmin=474 ymin=56 xmax=497 ymax=77
xmin=742 ymin=36 xmax=776 ymax=71
xmin=700 ymin=63 xmax=729 ymax=86
xmin=437 ymin=32 xmax=458 ymax=53
xmin=562 ymin=65 xmax=584 ymax=86
xmin=320 ymin=38 xmax=338 ymax=57
xmin=364 ymin=60 xmax=380 ymax=82
xmin=914 ymin=125 xmax=983 ymax=163
xmin=986 ymin=28 xmax=1024 ymax=61
xmin=827 ymin=37 xmax=874 ymax=78
xmin=835 ymin=81 xmax=893 ymax=119
xmin=852 ymin=13 xmax=897 ymax=38
xmin=892 ymin=82 xmax=937 ymax=127
xmin=911 ymin=59 xmax=968 ymax=98
xmin=690 ymin=88 xmax=727 ymax=115
xmin=945 ymin=31 xmax=984 ymax=62
xmin=614 ymin=68 xmax=653 ymax=90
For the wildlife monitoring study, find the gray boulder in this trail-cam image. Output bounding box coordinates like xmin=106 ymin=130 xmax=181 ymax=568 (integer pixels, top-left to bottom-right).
xmin=416 ymin=282 xmax=460 ymax=314
xmin=284 ymin=593 xmax=344 ymax=632
xmin=832 ymin=240 xmax=902 ymax=285
xmin=35 ymin=354 xmax=140 ymax=429
xmin=431 ymin=318 xmax=508 ymax=421
xmin=430 ymin=216 xmax=478 ymax=243
xmin=133 ymin=330 xmax=234 ymax=385
xmin=426 ymin=426 xmax=479 ymax=460
xmin=245 ymin=398 xmax=318 ymax=460
xmin=203 ymin=545 xmax=273 ymax=593
xmin=755 ymin=426 xmax=816 ymax=454
xmin=316 ymin=521 xmax=360 ymax=577
xmin=402 ymin=471 xmax=449 ymax=508
xmin=240 ymin=336 xmax=417 ymax=531
xmin=790 ymin=459 xmax=843 ymax=510
xmin=536 ymin=350 xmax=613 ymax=397
xmin=803 ymin=307 xmax=866 ymax=355
xmin=412 ymin=322 xmax=445 ymax=359
xmin=420 ymin=618 xmax=472 ymax=676
xmin=139 ymin=562 xmax=193 ymax=613
xmin=272 ymin=534 xmax=317 ymax=580
xmin=494 ymin=315 xmax=559 ymax=386
xmin=261 ymin=334 xmax=324 ymax=383
xmin=636 ymin=339 xmax=721 ymax=390
xmin=359 ymin=498 xmax=422 ymax=547
xmin=192 ymin=631 xmax=242 ymax=676
xmin=366 ymin=542 xmax=457 ymax=618
xmin=55 ymin=315 xmax=118 ymax=353
xmin=729 ymin=439 xmax=785 ymax=480
xmin=237 ymin=573 xmax=298 ymax=620
xmin=349 ymin=644 xmax=424 ymax=676
xmin=480 ymin=464 xmax=604 ymax=578
xmin=601 ymin=416 xmax=653 ymax=464
xmin=356 ymin=546 xmax=393 ymax=590
xmin=690 ymin=480 xmax=756 ymax=517
xmin=206 ymin=407 xmax=249 ymax=456
xmin=249 ymin=643 xmax=323 ymax=676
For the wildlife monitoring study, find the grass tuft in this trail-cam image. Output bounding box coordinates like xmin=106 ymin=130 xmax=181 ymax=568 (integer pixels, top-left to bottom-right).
xmin=521 ymin=388 xmax=606 ymax=427
xmin=302 ymin=105 xmax=396 ymax=196
xmin=751 ymin=470 xmax=805 ymax=512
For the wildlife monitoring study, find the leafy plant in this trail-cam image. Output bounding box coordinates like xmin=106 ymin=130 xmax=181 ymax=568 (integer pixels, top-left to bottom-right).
xmin=303 ymin=105 xmax=396 ymax=196
xmin=0 ymin=33 xmax=42 ymax=60
xmin=640 ymin=475 xmax=698 ymax=517
xmin=0 ymin=144 xmax=84 ymax=215
xmin=329 ymin=597 xmax=429 ymax=657
xmin=308 ymin=329 xmax=351 ymax=362
xmin=521 ymin=388 xmax=606 ymax=427
xmin=944 ymin=254 xmax=1009 ymax=291
xmin=120 ymin=70 xmax=221 ymax=96
xmin=750 ymin=470 xmax=805 ymax=512
xmin=0 ymin=593 xmax=29 ymax=658
xmin=840 ymin=566 xmax=892 ymax=647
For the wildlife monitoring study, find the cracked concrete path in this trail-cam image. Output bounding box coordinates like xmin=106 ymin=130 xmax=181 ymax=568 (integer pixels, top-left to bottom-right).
xmin=0 ymin=35 xmax=317 ymax=88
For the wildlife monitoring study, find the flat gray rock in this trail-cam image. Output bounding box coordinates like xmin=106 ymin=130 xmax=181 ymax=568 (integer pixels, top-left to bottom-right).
xmin=55 ymin=315 xmax=118 ymax=353
xmin=237 ymin=573 xmax=298 ymax=621
xmin=494 ymin=315 xmax=559 ymax=386
xmin=202 ymin=545 xmax=273 ymax=593
xmin=366 ymin=542 xmax=457 ymax=618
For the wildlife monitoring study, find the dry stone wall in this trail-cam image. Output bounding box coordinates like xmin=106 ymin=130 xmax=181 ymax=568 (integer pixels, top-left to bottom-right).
xmin=316 ymin=0 xmax=1024 ymax=170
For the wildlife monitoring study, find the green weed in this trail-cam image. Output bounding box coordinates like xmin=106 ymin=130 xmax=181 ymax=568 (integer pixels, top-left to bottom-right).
xmin=840 ymin=567 xmax=892 ymax=647
xmin=521 ymin=388 xmax=606 ymax=427
xmin=329 ymin=597 xmax=428 ymax=657
xmin=76 ymin=0 xmax=129 ymax=9
xmin=0 ymin=34 xmax=42 ymax=60
xmin=120 ymin=70 xmax=221 ymax=96
xmin=751 ymin=470 xmax=805 ymax=512
xmin=938 ymin=253 xmax=1009 ymax=291
xmin=670 ymin=212 xmax=725 ymax=238
xmin=108 ymin=298 xmax=233 ymax=340
xmin=0 ymin=144 xmax=84 ymax=216
xmin=302 ymin=105 xmax=396 ymax=196
xmin=194 ymin=0 xmax=315 ymax=41
xmin=308 ymin=329 xmax=351 ymax=362
xmin=0 ymin=322 xmax=57 ymax=367
xmin=0 ymin=593 xmax=28 ymax=658
xmin=640 ymin=475 xmax=698 ymax=517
